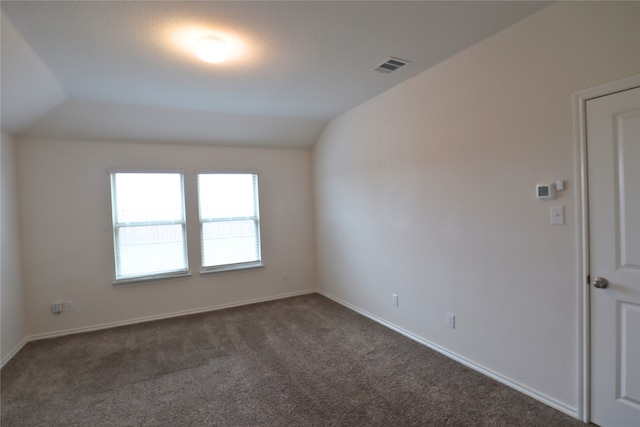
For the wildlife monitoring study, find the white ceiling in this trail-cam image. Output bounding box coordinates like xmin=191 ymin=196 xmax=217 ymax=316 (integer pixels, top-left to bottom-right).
xmin=1 ymin=1 xmax=550 ymax=149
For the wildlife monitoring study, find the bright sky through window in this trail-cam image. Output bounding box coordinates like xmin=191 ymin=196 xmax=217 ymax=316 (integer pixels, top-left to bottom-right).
xmin=114 ymin=174 xmax=184 ymax=223
xmin=110 ymin=172 xmax=188 ymax=281
xmin=198 ymin=173 xmax=261 ymax=271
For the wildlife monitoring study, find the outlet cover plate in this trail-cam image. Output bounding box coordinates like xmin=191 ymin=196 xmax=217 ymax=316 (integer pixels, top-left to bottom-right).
xmin=447 ymin=313 xmax=455 ymax=329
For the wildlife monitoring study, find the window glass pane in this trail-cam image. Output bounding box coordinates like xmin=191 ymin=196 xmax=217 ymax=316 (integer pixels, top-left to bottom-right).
xmin=197 ymin=172 xmax=261 ymax=270
xmin=198 ymin=174 xmax=256 ymax=219
xmin=113 ymin=173 xmax=184 ymax=223
xmin=116 ymin=224 xmax=187 ymax=278
xmin=110 ymin=172 xmax=188 ymax=281
xmin=201 ymin=220 xmax=259 ymax=267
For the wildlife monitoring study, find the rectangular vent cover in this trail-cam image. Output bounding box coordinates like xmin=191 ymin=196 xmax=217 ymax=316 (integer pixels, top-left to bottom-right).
xmin=374 ymin=57 xmax=410 ymax=74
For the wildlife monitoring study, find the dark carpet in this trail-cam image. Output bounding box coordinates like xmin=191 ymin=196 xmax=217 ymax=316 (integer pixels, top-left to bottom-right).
xmin=1 ymin=293 xmax=586 ymax=426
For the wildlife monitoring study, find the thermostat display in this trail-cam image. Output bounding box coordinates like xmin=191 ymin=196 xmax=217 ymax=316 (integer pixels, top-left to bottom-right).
xmin=537 ymin=183 xmax=556 ymax=200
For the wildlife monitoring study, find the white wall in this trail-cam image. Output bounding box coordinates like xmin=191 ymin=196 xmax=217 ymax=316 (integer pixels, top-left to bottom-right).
xmin=1 ymin=132 xmax=26 ymax=365
xmin=17 ymin=138 xmax=315 ymax=336
xmin=313 ymin=1 xmax=639 ymax=416
xmin=0 ymin=13 xmax=65 ymax=134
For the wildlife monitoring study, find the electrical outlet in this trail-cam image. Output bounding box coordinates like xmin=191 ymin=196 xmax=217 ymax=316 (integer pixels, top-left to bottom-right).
xmin=52 ymin=302 xmax=62 ymax=314
xmin=282 ymin=272 xmax=288 ymax=281
xmin=392 ymin=293 xmax=399 ymax=307
xmin=63 ymin=301 xmax=75 ymax=312
xmin=447 ymin=313 xmax=455 ymax=329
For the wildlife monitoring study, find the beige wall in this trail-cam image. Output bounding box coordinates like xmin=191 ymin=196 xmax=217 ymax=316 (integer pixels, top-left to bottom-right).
xmin=313 ymin=1 xmax=639 ymax=416
xmin=5 ymin=0 xmax=639 ymax=418
xmin=16 ymin=138 xmax=316 ymax=336
xmin=1 ymin=132 xmax=26 ymax=365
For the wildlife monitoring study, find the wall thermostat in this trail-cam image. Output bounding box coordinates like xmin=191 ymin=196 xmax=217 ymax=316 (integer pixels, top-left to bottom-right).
xmin=536 ymin=183 xmax=556 ymax=200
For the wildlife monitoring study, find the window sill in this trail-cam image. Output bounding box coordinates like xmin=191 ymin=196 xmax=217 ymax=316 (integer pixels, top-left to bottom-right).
xmin=113 ymin=271 xmax=192 ymax=287
xmin=200 ymin=262 xmax=264 ymax=275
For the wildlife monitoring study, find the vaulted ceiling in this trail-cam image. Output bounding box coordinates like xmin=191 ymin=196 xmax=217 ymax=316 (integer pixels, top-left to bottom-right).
xmin=1 ymin=1 xmax=550 ymax=149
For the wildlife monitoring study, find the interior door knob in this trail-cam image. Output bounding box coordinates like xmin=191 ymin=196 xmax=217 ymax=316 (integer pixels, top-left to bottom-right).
xmin=592 ymin=277 xmax=609 ymax=289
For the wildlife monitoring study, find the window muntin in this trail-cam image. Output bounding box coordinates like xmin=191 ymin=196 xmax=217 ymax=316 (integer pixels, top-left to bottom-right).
xmin=110 ymin=172 xmax=188 ymax=282
xmin=197 ymin=173 xmax=262 ymax=272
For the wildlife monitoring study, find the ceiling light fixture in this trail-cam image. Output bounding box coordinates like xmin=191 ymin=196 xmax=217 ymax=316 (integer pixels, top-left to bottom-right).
xmin=195 ymin=36 xmax=230 ymax=63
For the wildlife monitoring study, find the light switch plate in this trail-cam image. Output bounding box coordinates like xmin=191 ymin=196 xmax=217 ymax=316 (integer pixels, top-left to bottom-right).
xmin=550 ymin=205 xmax=564 ymax=225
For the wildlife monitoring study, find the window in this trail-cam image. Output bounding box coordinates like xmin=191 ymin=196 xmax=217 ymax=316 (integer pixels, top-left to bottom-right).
xmin=197 ymin=173 xmax=262 ymax=272
xmin=110 ymin=172 xmax=188 ymax=282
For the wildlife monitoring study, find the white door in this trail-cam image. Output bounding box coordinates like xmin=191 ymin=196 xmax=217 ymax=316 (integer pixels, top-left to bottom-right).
xmin=587 ymin=86 xmax=640 ymax=427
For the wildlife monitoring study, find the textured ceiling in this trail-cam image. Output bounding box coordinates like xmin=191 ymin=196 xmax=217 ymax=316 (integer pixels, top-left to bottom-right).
xmin=1 ymin=1 xmax=551 ymax=149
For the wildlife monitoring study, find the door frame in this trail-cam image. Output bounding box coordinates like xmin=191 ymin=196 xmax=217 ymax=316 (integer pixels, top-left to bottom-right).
xmin=573 ymin=74 xmax=640 ymax=423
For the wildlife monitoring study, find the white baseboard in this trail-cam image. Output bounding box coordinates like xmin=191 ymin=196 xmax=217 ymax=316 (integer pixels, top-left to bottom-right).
xmin=11 ymin=289 xmax=317 ymax=351
xmin=2 ymin=287 xmax=578 ymax=421
xmin=316 ymin=289 xmax=578 ymax=420
xmin=1 ymin=336 xmax=28 ymax=369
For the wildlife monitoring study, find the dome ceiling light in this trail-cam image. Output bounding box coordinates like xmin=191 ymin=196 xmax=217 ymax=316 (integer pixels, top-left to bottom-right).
xmin=195 ymin=35 xmax=230 ymax=63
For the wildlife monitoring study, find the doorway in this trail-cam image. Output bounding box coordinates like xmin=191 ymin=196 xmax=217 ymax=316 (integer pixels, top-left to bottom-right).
xmin=577 ymin=76 xmax=640 ymax=426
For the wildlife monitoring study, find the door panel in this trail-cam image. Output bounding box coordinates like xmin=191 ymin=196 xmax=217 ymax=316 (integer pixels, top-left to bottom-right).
xmin=587 ymin=87 xmax=640 ymax=427
xmin=617 ymin=110 xmax=640 ymax=269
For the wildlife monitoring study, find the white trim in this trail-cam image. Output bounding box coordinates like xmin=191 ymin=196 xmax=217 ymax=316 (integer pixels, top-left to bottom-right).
xmin=107 ymin=167 xmax=186 ymax=175
xmin=200 ymin=261 xmax=264 ymax=274
xmin=195 ymin=168 xmax=260 ymax=175
xmin=8 ymin=285 xmax=580 ymax=417
xmin=317 ymin=289 xmax=578 ymax=419
xmin=113 ymin=271 xmax=192 ymax=286
xmin=574 ymin=75 xmax=640 ymax=104
xmin=1 ymin=337 xmax=28 ymax=369
xmin=24 ymin=289 xmax=316 ymax=342
xmin=0 ymin=285 xmax=584 ymax=418
xmin=572 ymin=74 xmax=640 ymax=423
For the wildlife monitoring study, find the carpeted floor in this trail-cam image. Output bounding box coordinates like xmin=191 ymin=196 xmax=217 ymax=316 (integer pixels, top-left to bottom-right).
xmin=2 ymin=293 xmax=586 ymax=426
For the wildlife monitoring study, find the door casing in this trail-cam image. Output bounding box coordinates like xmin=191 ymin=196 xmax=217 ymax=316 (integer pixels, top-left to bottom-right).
xmin=573 ymin=74 xmax=640 ymax=423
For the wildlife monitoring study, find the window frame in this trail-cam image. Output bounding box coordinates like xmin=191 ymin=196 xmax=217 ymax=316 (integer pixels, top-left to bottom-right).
xmin=109 ymin=169 xmax=190 ymax=285
xmin=196 ymin=171 xmax=263 ymax=274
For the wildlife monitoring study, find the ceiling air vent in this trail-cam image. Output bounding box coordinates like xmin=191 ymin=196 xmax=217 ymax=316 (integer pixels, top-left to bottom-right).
xmin=374 ymin=57 xmax=410 ymax=74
